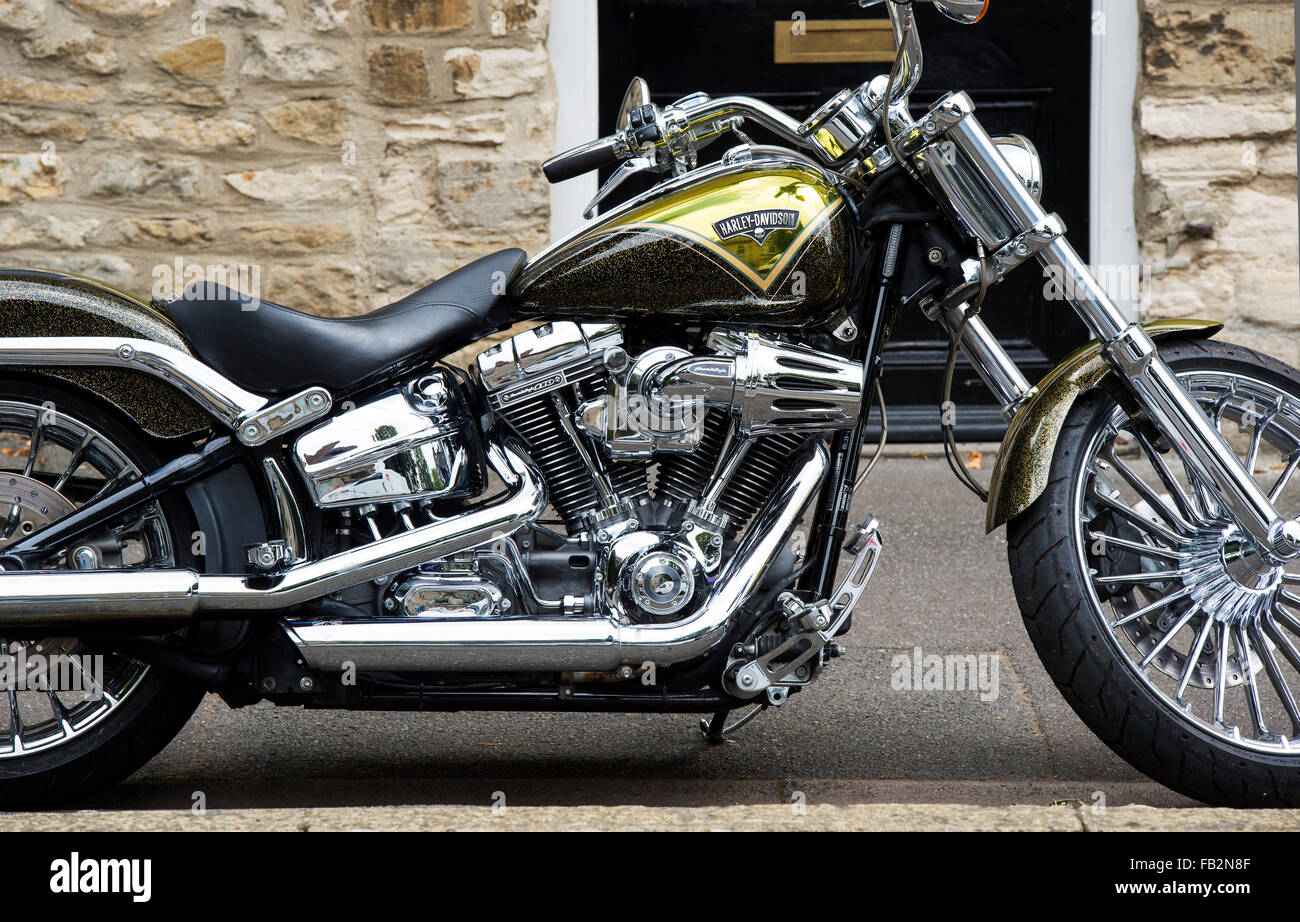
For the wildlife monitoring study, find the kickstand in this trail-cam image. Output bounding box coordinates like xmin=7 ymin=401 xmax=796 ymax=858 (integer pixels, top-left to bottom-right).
xmin=699 ymin=704 xmax=766 ymax=744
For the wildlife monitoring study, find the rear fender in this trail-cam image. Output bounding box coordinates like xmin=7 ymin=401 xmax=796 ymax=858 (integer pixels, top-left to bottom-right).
xmin=985 ymin=320 xmax=1224 ymax=532
xmin=0 ymin=269 xmax=212 ymax=438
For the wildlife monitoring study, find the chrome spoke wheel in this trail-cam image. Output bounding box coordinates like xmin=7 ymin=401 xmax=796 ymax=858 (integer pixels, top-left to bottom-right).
xmin=1075 ymin=370 xmax=1300 ymax=754
xmin=0 ymin=400 xmax=174 ymax=759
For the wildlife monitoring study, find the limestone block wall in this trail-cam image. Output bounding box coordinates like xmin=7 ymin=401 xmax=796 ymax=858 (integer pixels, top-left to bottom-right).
xmin=1138 ymin=0 xmax=1299 ymax=364
xmin=2 ymin=0 xmax=1296 ymax=374
xmin=0 ymin=0 xmax=556 ymax=315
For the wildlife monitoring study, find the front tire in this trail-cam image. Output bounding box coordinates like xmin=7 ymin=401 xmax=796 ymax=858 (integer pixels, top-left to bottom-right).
xmin=1009 ymin=339 xmax=1300 ymax=807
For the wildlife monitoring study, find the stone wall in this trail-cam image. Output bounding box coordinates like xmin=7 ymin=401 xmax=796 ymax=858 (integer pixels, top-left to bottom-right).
xmin=1139 ymin=0 xmax=1299 ymax=365
xmin=0 ymin=0 xmax=555 ymax=315
xmin=2 ymin=0 xmax=1295 ymax=370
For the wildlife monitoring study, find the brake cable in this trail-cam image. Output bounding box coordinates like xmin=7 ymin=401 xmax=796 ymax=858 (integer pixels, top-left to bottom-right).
xmin=881 ymin=3 xmax=922 ymax=185
xmin=855 ymin=378 xmax=889 ymax=493
xmin=941 ymin=245 xmax=993 ymax=502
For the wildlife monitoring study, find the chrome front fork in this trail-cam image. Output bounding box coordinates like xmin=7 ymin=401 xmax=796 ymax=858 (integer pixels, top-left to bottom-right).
xmin=916 ymin=92 xmax=1300 ymax=563
xmin=1044 ymin=238 xmax=1300 ymax=562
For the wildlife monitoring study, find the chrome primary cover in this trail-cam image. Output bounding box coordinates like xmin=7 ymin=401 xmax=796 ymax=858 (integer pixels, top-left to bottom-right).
xmin=600 ymin=530 xmax=707 ymax=624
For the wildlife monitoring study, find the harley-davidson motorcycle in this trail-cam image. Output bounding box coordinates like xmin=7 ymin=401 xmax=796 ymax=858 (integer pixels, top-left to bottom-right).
xmin=0 ymin=0 xmax=1298 ymax=809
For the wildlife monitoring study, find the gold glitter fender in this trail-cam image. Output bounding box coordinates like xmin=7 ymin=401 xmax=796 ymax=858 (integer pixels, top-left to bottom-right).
xmin=985 ymin=320 xmax=1223 ymax=533
xmin=0 ymin=269 xmax=212 ymax=439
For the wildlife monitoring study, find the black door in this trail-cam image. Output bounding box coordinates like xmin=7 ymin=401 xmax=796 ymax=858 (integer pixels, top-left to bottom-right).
xmin=597 ymin=0 xmax=1092 ymax=440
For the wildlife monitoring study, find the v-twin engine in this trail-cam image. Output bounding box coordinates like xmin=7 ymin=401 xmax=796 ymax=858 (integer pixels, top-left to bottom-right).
xmin=285 ymin=321 xmax=860 ymax=674
xmin=477 ymin=322 xmax=860 ymax=532
xmin=465 ymin=322 xmax=862 ymax=625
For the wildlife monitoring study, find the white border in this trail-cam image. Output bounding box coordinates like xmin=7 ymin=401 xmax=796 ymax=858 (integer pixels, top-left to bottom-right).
xmin=547 ymin=0 xmax=600 ymax=242
xmin=548 ymin=3 xmax=1142 ymax=319
xmin=1090 ymin=0 xmax=1142 ymax=321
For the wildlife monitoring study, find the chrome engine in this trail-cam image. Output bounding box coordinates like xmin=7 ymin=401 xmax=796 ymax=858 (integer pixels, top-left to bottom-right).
xmin=464 ymin=321 xmax=863 ymax=626
xmin=288 ymin=323 xmax=862 ymax=635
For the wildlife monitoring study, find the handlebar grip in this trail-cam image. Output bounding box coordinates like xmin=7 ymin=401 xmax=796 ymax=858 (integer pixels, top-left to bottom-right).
xmin=543 ymin=137 xmax=622 ymax=183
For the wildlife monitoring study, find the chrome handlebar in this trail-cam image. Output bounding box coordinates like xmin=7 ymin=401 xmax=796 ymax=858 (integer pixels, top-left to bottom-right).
xmin=864 ymin=0 xmax=923 ymax=104
xmin=677 ymin=97 xmax=808 ymax=148
xmin=544 ymin=0 xmax=923 ymax=186
xmin=543 ymin=95 xmax=809 ymax=185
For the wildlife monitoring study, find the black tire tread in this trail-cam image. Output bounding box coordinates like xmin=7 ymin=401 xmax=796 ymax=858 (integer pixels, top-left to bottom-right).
xmin=0 ymin=678 xmax=202 ymax=809
xmin=1008 ymin=338 xmax=1300 ymax=807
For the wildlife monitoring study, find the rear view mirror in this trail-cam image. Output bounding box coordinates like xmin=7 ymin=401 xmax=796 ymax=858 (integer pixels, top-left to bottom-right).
xmin=618 ymin=77 xmax=651 ymax=130
xmin=932 ymin=0 xmax=989 ymax=24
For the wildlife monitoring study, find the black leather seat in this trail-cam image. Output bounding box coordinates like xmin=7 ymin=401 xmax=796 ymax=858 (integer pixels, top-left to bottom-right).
xmin=161 ymin=249 xmax=526 ymax=396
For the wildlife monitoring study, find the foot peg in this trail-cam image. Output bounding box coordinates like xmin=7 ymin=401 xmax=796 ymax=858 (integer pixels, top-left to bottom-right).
xmin=723 ymin=516 xmax=883 ymax=701
xmin=831 ymin=515 xmax=883 ymax=623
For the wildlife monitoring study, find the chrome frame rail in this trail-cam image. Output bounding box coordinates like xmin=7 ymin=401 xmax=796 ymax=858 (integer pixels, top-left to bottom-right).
xmin=0 ymin=442 xmax=545 ymax=625
xmin=0 ymin=336 xmax=332 ymax=447
xmin=0 ymin=336 xmax=266 ymax=426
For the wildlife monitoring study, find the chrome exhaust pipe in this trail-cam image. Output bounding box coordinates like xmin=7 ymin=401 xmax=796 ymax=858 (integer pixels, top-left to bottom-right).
xmin=287 ymin=442 xmax=829 ymax=673
xmin=0 ymin=570 xmax=202 ymax=625
xmin=0 ymin=443 xmax=545 ymax=626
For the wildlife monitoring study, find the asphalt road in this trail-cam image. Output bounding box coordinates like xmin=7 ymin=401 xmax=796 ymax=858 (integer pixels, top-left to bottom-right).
xmin=86 ymin=451 xmax=1201 ymax=812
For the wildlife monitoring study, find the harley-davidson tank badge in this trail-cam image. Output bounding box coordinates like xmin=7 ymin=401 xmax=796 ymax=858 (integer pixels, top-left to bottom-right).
xmin=712 ymin=209 xmax=801 ymax=245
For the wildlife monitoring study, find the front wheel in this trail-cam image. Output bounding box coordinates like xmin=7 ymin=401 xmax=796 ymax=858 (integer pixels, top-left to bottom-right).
xmin=1009 ymin=338 xmax=1300 ymax=807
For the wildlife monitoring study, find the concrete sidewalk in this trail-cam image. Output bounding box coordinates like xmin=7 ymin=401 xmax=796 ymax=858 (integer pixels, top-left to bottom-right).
xmin=9 ymin=803 xmax=1300 ymax=832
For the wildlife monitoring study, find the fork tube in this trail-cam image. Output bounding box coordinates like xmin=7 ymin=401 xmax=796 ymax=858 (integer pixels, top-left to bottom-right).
xmin=945 ymin=108 xmax=1300 ymax=561
xmin=1041 ymin=236 xmax=1299 ymax=561
xmin=932 ymin=302 xmax=1034 ymax=419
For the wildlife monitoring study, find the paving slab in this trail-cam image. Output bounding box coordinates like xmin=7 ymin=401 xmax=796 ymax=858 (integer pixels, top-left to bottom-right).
xmin=76 ymin=457 xmax=1195 ymax=812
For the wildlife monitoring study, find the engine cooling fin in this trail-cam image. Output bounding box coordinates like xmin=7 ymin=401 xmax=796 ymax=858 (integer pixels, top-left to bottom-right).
xmin=654 ymin=407 xmax=731 ymax=511
xmin=714 ymin=432 xmax=808 ymax=535
xmin=500 ymin=394 xmax=601 ymax=528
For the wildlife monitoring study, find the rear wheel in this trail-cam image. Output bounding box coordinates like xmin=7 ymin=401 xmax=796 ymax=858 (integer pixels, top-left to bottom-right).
xmin=0 ymin=379 xmax=203 ymax=809
xmin=1009 ymin=339 xmax=1300 ymax=807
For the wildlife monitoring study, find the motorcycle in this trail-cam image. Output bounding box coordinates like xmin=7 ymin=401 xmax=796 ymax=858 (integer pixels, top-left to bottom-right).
xmin=0 ymin=0 xmax=1297 ymax=809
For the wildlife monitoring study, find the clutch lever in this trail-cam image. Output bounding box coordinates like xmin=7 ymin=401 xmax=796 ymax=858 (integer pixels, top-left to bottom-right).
xmin=583 ymin=155 xmax=661 ymax=219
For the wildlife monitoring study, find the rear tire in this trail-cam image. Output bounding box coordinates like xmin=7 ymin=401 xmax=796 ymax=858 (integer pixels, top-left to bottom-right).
xmin=1009 ymin=339 xmax=1300 ymax=807
xmin=0 ymin=377 xmax=204 ymax=810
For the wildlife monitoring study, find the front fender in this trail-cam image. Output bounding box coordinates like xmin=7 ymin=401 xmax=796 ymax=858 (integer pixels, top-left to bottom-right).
xmin=985 ymin=319 xmax=1223 ymax=532
xmin=0 ymin=269 xmax=211 ymax=438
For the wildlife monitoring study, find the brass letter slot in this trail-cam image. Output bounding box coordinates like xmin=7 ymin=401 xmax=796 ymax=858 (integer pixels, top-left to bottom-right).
xmin=773 ymin=19 xmax=897 ymax=64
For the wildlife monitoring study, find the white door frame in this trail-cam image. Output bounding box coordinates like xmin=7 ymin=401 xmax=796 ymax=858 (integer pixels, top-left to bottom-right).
xmin=1091 ymin=0 xmax=1142 ymax=321
xmin=547 ymin=0 xmax=601 ymax=243
xmin=549 ymin=2 xmax=1142 ymax=320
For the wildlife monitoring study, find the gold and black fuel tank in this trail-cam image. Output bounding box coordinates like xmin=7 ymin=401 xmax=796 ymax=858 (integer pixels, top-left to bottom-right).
xmin=513 ymin=155 xmax=855 ymax=324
